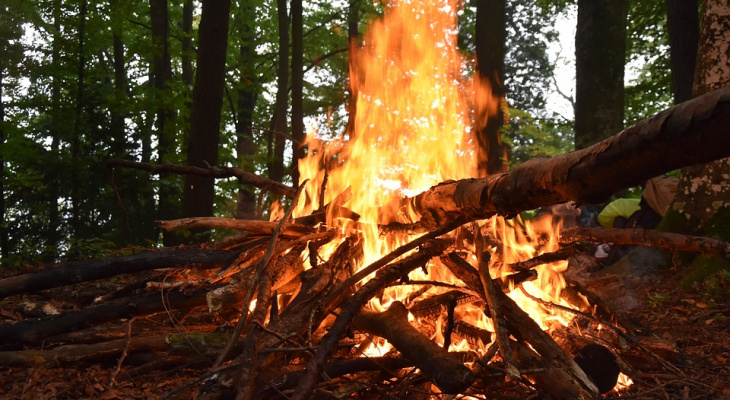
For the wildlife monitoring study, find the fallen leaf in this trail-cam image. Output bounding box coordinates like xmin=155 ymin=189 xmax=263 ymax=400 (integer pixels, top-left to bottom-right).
xmin=696 ymin=302 xmax=708 ymax=308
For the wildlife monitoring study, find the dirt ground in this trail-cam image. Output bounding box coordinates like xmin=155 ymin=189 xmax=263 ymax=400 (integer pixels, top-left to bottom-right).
xmin=0 ymin=252 xmax=728 ymax=400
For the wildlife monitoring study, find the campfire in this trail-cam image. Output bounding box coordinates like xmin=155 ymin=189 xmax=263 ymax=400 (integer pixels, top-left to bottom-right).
xmin=4 ymin=0 xmax=730 ymax=399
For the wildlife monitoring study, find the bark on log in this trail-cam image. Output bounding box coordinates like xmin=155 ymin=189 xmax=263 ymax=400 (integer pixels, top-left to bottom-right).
xmin=441 ymin=252 xmax=599 ymax=395
xmin=107 ymin=158 xmax=297 ymax=199
xmin=560 ymin=227 xmax=730 ymax=255
xmin=0 ymin=287 xmax=213 ymax=344
xmin=157 ymin=217 xmax=312 ymax=238
xmin=407 ymin=84 xmax=730 ymax=227
xmin=0 ymin=335 xmax=168 ymax=367
xmin=353 ymin=301 xmax=475 ymax=394
xmin=0 ymin=249 xmax=238 ymax=300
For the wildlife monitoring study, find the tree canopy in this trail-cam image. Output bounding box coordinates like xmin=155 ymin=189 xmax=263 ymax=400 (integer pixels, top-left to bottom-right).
xmin=0 ymin=0 xmax=696 ymax=264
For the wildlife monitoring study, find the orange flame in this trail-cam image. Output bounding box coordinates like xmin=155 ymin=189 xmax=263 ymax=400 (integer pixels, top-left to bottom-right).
xmin=295 ymin=0 xmax=581 ymax=359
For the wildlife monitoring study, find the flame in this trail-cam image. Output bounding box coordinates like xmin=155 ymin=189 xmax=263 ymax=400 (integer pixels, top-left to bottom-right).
xmin=294 ymin=0 xmax=580 ymax=362
xmin=615 ymin=372 xmax=634 ymax=391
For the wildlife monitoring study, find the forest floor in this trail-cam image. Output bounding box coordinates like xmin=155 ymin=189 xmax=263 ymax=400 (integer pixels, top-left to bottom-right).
xmin=0 ymin=251 xmax=728 ymax=400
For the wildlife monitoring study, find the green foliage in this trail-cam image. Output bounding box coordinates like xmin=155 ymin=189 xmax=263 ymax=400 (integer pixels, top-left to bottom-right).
xmin=502 ymin=108 xmax=574 ymax=167
xmin=680 ymin=254 xmax=730 ymax=292
xmin=624 ymin=0 xmax=672 ymax=125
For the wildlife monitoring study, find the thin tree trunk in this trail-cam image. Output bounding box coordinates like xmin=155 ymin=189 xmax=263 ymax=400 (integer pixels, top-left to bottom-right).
xmin=575 ymin=0 xmax=629 ymax=149
xmin=665 ymin=0 xmax=699 ymax=104
xmin=290 ymin=0 xmax=304 ymax=187
xmin=182 ymin=0 xmax=232 ymax=234
xmin=71 ymin=0 xmax=87 ymax=241
xmin=0 ymin=63 xmax=7 ymax=260
xmin=46 ymin=0 xmax=62 ymax=261
xmin=236 ymin=0 xmax=259 ymax=220
xmin=475 ymin=0 xmax=508 ymax=175
xmin=182 ymin=0 xmax=194 ymax=146
xmin=267 ymin=0 xmax=290 ymax=184
xmin=150 ymin=0 xmax=179 ymax=245
xmin=344 ymin=0 xmax=360 ymax=138
xmin=109 ymin=0 xmax=127 ymax=156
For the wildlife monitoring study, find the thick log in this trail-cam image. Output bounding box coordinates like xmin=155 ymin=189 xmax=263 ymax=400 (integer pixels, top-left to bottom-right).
xmin=561 ymin=227 xmax=730 ymax=255
xmin=0 ymin=335 xmax=168 ymax=367
xmin=0 ymin=287 xmax=213 ymax=345
xmin=511 ymin=340 xmax=593 ymax=400
xmin=441 ymin=252 xmax=599 ymax=395
xmin=353 ymin=301 xmax=475 ymax=394
xmin=407 ymin=84 xmax=730 ymax=226
xmin=0 ymin=249 xmax=238 ymax=300
xmin=107 ymin=158 xmax=297 ymax=199
xmin=157 ymin=217 xmax=312 ymax=238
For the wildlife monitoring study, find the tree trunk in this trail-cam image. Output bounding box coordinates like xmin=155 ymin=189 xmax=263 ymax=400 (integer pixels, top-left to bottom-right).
xmin=109 ymin=0 xmax=127 ymax=157
xmin=575 ymin=0 xmax=629 ymax=149
xmin=45 ymin=0 xmax=63 ymax=261
xmin=236 ymin=0 xmax=259 ymax=220
xmin=268 ymin=0 xmax=290 ymax=184
xmin=150 ymin=0 xmax=179 ymax=245
xmin=475 ymin=0 xmax=508 ymax=175
xmin=182 ymin=0 xmax=232 ymax=232
xmin=665 ymin=0 xmax=699 ymax=104
xmin=70 ymin=0 xmax=87 ymax=242
xmin=0 ymin=61 xmax=6 ymax=260
xmin=665 ymin=0 xmax=730 ymax=237
xmin=290 ymin=0 xmax=305 ymax=187
xmin=344 ymin=0 xmax=360 ymax=138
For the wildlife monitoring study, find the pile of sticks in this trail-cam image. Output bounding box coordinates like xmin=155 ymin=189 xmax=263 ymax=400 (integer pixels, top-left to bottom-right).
xmin=1 ymin=200 xmax=707 ymax=399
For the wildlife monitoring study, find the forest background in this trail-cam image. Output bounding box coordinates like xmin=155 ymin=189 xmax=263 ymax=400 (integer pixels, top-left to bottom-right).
xmin=0 ymin=0 xmax=702 ymax=266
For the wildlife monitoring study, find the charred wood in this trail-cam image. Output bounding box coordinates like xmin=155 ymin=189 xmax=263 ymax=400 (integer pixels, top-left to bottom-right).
xmin=352 ymin=301 xmax=475 ymax=394
xmin=291 ymin=238 xmax=452 ymax=400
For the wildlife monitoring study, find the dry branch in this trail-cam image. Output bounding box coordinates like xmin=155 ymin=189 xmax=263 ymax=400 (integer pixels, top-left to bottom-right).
xmin=0 ymin=287 xmax=213 ymax=344
xmin=406 ymin=84 xmax=730 ymax=227
xmin=107 ymin=158 xmax=297 ymax=199
xmin=353 ymin=301 xmax=475 ymax=394
xmin=0 ymin=249 xmax=238 ymax=299
xmin=560 ymin=227 xmax=730 ymax=255
xmin=291 ymin=238 xmax=453 ymax=400
xmin=157 ymin=217 xmax=312 ymax=237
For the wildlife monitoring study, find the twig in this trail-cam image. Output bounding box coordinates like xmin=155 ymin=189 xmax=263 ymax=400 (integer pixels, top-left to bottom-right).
xmin=213 ymin=180 xmax=309 ymax=368
xmin=108 ymin=318 xmax=134 ymax=387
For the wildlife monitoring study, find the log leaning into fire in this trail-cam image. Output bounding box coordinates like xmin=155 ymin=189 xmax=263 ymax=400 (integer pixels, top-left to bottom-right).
xmin=291 ymin=238 xmax=453 ymax=400
xmin=405 ymin=84 xmax=730 ymax=227
xmin=353 ymin=301 xmax=475 ymax=393
xmin=560 ymin=227 xmax=730 ymax=256
xmin=441 ymin=251 xmax=600 ymax=396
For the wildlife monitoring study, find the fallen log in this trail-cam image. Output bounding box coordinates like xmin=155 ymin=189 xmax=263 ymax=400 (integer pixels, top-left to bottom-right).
xmin=560 ymin=227 xmax=730 ymax=255
xmin=352 ymin=301 xmax=475 ymax=394
xmin=406 ymin=84 xmax=730 ymax=227
xmin=0 ymin=287 xmax=214 ymax=345
xmin=0 ymin=249 xmax=239 ymax=300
